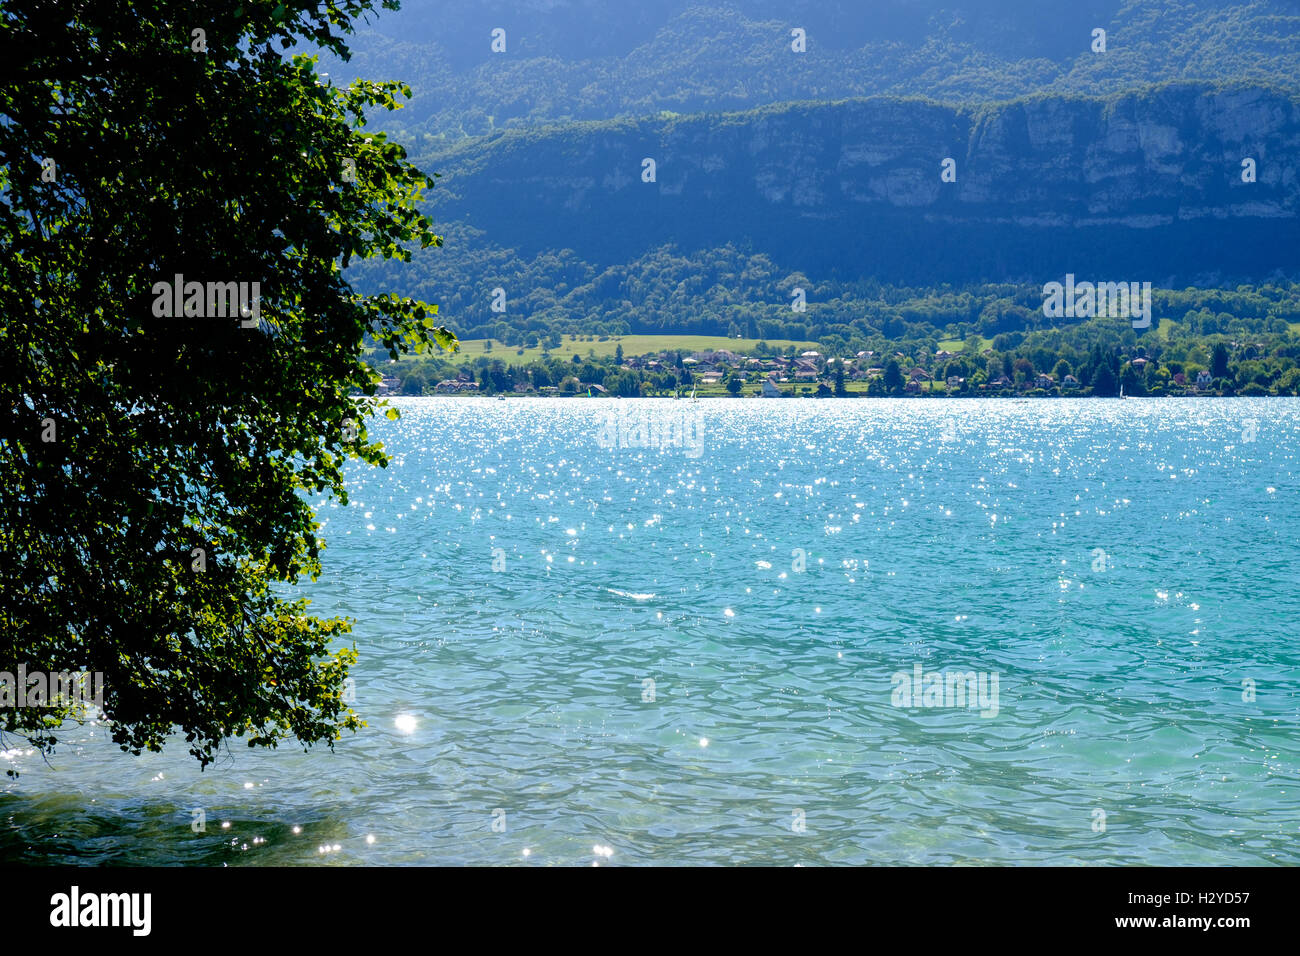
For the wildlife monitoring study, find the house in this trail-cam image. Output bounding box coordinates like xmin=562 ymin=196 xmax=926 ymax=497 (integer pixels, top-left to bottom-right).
xmin=700 ymin=373 xmax=723 ymax=386
xmin=989 ymin=376 xmax=1013 ymax=389
xmin=1196 ymin=370 xmax=1213 ymax=387
xmin=435 ymin=379 xmax=478 ymax=394
xmin=946 ymin=376 xmax=965 ymax=389
xmin=904 ymin=381 xmax=922 ymax=394
xmin=1063 ymin=375 xmax=1081 ymax=389
xmin=1035 ymin=373 xmax=1055 ymax=389
xmin=377 ymin=374 xmax=401 ymax=395
xmin=909 ymin=367 xmax=929 ymax=381
xmin=761 ymin=378 xmax=782 ymax=398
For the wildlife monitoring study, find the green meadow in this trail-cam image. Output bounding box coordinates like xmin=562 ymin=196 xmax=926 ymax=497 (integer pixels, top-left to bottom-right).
xmin=439 ymin=334 xmax=820 ymax=363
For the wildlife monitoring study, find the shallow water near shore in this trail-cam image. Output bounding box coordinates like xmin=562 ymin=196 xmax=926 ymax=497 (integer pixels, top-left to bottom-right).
xmin=4 ymin=397 xmax=1299 ymax=865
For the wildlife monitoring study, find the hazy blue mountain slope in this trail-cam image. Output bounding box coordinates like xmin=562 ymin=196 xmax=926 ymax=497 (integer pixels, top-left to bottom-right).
xmin=334 ymin=1 xmax=1300 ymax=344
xmin=407 ymin=83 xmax=1299 ymax=279
xmin=324 ymin=0 xmax=1300 ymax=142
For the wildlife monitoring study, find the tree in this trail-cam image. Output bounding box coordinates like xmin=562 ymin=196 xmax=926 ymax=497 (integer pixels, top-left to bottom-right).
xmin=614 ymin=343 xmax=624 ymax=365
xmin=1275 ymin=367 xmax=1300 ymax=396
xmin=883 ymin=359 xmax=904 ymax=395
xmin=0 ymin=0 xmax=456 ymax=770
xmin=401 ymin=370 xmax=428 ymax=395
xmin=1092 ymin=362 xmax=1119 ymax=396
xmin=834 ymin=365 xmax=847 ymax=396
xmin=1119 ymin=363 xmax=1143 ymax=396
xmin=726 ymin=376 xmax=743 ymax=396
xmin=1212 ymin=343 xmax=1231 ymax=378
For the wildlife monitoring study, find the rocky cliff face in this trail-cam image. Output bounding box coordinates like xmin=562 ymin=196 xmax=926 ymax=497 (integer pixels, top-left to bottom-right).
xmin=429 ymin=83 xmax=1300 ymax=282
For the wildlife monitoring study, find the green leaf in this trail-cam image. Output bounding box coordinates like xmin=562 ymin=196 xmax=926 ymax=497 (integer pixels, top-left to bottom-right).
xmin=0 ymin=0 xmax=440 ymax=774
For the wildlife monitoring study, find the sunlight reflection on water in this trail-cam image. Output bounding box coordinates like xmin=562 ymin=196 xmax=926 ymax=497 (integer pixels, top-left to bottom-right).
xmin=3 ymin=398 xmax=1299 ymax=865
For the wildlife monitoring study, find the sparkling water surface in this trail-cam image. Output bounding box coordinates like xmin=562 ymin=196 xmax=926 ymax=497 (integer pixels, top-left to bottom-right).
xmin=4 ymin=398 xmax=1299 ymax=865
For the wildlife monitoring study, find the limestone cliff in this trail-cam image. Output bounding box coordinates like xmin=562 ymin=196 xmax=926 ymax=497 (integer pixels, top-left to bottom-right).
xmin=427 ymin=82 xmax=1300 ymax=282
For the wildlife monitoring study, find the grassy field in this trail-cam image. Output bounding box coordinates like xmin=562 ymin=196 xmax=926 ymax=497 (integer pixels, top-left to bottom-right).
xmin=937 ymin=336 xmax=993 ymax=352
xmin=435 ymin=333 xmax=819 ymax=364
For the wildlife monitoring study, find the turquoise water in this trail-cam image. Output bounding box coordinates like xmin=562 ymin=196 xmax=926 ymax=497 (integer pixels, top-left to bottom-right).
xmin=3 ymin=398 xmax=1299 ymax=865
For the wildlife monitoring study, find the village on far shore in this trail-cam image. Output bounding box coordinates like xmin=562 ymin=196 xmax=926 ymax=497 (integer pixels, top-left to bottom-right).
xmin=371 ymin=340 xmax=1245 ymax=399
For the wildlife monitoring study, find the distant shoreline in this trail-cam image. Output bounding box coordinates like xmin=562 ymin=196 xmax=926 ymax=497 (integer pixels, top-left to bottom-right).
xmin=378 ymin=391 xmax=1282 ymax=400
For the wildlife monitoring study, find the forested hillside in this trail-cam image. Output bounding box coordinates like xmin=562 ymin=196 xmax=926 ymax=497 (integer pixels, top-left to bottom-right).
xmin=350 ymin=82 xmax=1300 ymax=332
xmin=332 ymin=0 xmax=1300 ymax=361
xmin=324 ymin=0 xmax=1300 ymax=144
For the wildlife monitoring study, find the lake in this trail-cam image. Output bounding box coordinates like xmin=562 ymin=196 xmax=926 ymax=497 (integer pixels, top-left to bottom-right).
xmin=3 ymin=398 xmax=1298 ymax=865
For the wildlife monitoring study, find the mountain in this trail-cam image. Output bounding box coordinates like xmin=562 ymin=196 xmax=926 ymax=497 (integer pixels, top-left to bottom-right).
xmin=325 ymin=0 xmax=1300 ymax=143
xmin=428 ymin=82 xmax=1299 ymax=277
xmin=351 ymin=81 xmax=1300 ymax=336
xmin=335 ymin=1 xmax=1300 ymax=344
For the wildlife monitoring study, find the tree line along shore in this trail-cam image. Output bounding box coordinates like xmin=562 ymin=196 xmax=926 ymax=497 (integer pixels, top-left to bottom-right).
xmin=368 ymin=333 xmax=1300 ymax=399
